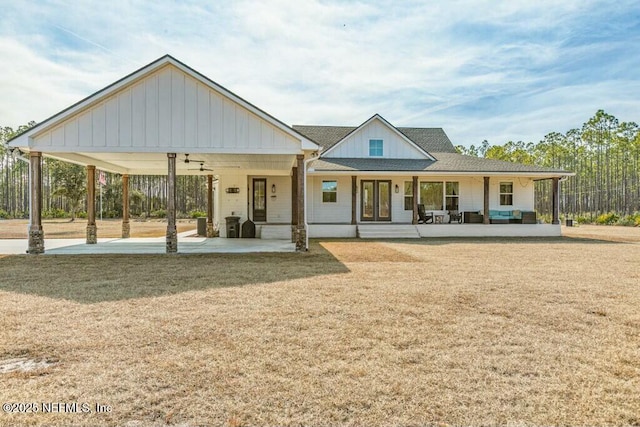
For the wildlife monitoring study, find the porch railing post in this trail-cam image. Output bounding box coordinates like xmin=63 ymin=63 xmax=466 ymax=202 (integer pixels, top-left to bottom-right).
xmin=412 ymin=176 xmax=418 ymax=224
xmin=122 ymin=174 xmax=130 ymax=238
xmin=552 ymin=177 xmax=560 ymax=225
xmin=483 ymin=176 xmax=490 ymax=224
xmin=166 ymin=153 xmax=178 ymax=253
xmin=28 ymin=151 xmax=44 ymax=254
xmin=86 ymin=165 xmax=97 ymax=244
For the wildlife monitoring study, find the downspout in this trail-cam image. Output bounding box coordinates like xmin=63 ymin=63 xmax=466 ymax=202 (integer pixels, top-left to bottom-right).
xmin=303 ymin=149 xmax=322 ymax=251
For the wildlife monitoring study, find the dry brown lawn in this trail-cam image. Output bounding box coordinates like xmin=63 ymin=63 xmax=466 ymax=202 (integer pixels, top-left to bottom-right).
xmin=562 ymin=223 xmax=640 ymax=243
xmin=0 ymin=219 xmax=196 ymax=239
xmin=0 ymin=227 xmax=639 ymax=426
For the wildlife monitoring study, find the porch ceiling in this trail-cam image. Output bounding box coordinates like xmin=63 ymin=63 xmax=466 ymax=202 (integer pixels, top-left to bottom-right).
xmin=44 ymin=152 xmax=297 ymax=176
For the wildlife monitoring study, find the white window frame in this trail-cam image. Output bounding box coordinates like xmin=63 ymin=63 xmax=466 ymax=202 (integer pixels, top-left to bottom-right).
xmin=322 ymin=180 xmax=337 ymax=203
xmin=500 ymin=182 xmax=513 ymax=206
xmin=404 ymin=181 xmax=413 ymax=211
xmin=369 ymin=139 xmax=383 ymax=157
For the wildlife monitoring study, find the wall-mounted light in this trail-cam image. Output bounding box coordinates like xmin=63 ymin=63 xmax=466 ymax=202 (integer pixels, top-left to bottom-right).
xmin=394 ymin=184 xmax=400 ymax=193
xmin=271 ymin=184 xmax=276 ymax=193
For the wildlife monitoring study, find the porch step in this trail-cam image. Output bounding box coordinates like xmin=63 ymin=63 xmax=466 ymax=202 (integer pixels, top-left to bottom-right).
xmin=260 ymin=225 xmax=291 ymax=240
xmin=357 ymin=224 xmax=421 ymax=239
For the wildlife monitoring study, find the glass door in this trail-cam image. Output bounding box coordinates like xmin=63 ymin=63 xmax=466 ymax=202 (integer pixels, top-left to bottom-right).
xmin=252 ymin=178 xmax=267 ymax=222
xmin=362 ymin=180 xmax=375 ymax=221
xmin=377 ymin=181 xmax=391 ymax=221
xmin=361 ymin=180 xmax=391 ymax=221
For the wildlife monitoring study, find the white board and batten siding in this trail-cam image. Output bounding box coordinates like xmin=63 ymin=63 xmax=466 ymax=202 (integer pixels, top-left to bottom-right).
xmin=307 ymin=176 xmax=353 ymax=223
xmin=247 ymin=175 xmax=292 ymax=224
xmin=324 ymin=117 xmax=425 ymax=159
xmin=32 ymin=64 xmax=301 ymax=154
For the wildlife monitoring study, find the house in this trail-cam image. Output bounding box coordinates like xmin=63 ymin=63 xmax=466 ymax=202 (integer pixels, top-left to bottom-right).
xmin=8 ymin=55 xmax=571 ymax=254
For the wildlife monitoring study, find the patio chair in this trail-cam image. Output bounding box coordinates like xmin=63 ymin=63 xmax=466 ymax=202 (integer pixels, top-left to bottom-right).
xmin=448 ymin=210 xmax=462 ymax=224
xmin=417 ymin=204 xmax=434 ymax=224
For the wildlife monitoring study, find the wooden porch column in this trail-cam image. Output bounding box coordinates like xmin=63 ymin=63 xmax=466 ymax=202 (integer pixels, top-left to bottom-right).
xmin=351 ymin=175 xmax=357 ymax=225
xmin=483 ymin=176 xmax=490 ymax=224
xmin=166 ymin=153 xmax=178 ymax=253
xmin=28 ymin=151 xmax=44 ymax=254
xmin=412 ymin=176 xmax=418 ymax=224
xmin=291 ymin=166 xmax=298 ymax=226
xmin=295 ymin=154 xmax=305 ymax=251
xmin=122 ymin=174 xmax=130 ymax=238
xmin=86 ymin=165 xmax=97 ymax=244
xmin=206 ymin=174 xmax=215 ymax=237
xmin=552 ymin=177 xmax=560 ymax=225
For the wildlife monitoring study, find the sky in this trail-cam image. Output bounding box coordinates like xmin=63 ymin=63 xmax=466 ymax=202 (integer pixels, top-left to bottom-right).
xmin=1 ymin=0 xmax=639 ymax=147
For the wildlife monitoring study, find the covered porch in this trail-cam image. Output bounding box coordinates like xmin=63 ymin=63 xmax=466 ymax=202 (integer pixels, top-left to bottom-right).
xmin=8 ymin=55 xmax=317 ymax=254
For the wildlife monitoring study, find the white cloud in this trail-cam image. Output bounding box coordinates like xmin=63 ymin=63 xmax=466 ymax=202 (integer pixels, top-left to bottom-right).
xmin=0 ymin=0 xmax=638 ymax=146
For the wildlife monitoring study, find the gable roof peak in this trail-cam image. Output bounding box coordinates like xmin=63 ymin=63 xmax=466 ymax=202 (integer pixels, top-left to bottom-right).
xmin=305 ymin=114 xmax=435 ymax=160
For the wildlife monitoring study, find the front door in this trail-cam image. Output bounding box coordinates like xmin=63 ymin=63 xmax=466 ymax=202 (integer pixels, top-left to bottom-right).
xmin=253 ymin=178 xmax=267 ymax=222
xmin=361 ymin=180 xmax=391 ymax=221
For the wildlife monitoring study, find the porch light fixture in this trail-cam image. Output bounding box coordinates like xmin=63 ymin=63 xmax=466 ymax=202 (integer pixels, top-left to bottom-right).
xmin=394 ymin=184 xmax=399 ymax=193
xmin=271 ymin=184 xmax=276 ymax=193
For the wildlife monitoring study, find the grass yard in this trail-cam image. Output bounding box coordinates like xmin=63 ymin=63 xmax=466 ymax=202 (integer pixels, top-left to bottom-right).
xmin=0 ymin=227 xmax=639 ymax=426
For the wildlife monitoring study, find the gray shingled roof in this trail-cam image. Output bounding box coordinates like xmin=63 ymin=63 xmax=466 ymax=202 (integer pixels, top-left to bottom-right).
xmin=295 ymin=123 xmax=570 ymax=175
xmin=292 ymin=125 xmax=457 ymax=154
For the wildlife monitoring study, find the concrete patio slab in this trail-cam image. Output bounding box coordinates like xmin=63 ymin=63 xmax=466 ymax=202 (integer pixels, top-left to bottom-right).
xmin=0 ymin=230 xmax=295 ymax=255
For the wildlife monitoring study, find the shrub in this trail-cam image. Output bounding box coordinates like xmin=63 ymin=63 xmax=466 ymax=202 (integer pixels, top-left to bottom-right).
xmin=575 ymin=215 xmax=591 ymax=224
xmin=189 ymin=210 xmax=207 ymax=218
xmin=537 ymin=213 xmax=552 ymax=224
xmin=595 ymin=212 xmax=619 ymax=225
xmin=76 ymin=211 xmax=87 ymax=219
xmin=0 ymin=209 xmax=9 ymax=219
xmin=43 ymin=208 xmax=68 ymax=219
xmin=616 ymin=215 xmax=636 ymax=226
xmin=150 ymin=209 xmax=167 ymax=218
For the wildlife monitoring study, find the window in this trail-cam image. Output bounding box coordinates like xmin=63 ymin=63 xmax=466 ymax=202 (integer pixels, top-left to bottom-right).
xmin=500 ymin=182 xmax=513 ymax=205
xmin=369 ymin=139 xmax=383 ymax=156
xmin=404 ymin=181 xmax=413 ymax=210
xmin=322 ymin=180 xmax=337 ymax=203
xmin=419 ymin=182 xmax=443 ymax=210
xmin=445 ymin=182 xmax=459 ymax=211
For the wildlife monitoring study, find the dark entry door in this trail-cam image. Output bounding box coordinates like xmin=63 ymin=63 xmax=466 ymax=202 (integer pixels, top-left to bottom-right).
xmin=253 ymin=178 xmax=267 ymax=222
xmin=361 ymin=180 xmax=391 ymax=221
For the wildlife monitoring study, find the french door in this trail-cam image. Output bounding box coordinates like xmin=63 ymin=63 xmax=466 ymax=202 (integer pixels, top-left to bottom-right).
xmin=253 ymin=178 xmax=267 ymax=222
xmin=361 ymin=180 xmax=391 ymax=222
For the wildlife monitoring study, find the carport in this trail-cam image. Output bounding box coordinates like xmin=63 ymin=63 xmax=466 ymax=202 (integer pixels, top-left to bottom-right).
xmin=8 ymin=55 xmax=317 ymax=254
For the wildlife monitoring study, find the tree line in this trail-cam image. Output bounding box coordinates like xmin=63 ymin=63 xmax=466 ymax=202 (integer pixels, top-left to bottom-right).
xmin=456 ymin=110 xmax=640 ymax=224
xmin=2 ymin=110 xmax=640 ymax=224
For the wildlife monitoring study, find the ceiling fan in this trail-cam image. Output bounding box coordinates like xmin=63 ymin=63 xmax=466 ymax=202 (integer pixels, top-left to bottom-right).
xmin=188 ymin=162 xmax=214 ymax=172
xmin=183 ymin=153 xmax=205 ymax=164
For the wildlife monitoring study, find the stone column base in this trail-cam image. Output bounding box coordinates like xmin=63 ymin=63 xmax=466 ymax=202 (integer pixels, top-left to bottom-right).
xmin=294 ymin=226 xmax=307 ymax=252
xmin=86 ymin=224 xmax=97 ymax=244
xmin=28 ymin=227 xmax=45 ymax=254
xmin=206 ymin=223 xmax=217 ymax=238
xmin=122 ymin=222 xmax=130 ymax=239
xmin=166 ymin=226 xmax=178 ymax=253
